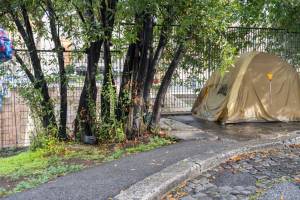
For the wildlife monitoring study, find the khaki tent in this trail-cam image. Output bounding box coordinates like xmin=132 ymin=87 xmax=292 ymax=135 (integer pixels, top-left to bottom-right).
xmin=192 ymin=51 xmax=300 ymax=123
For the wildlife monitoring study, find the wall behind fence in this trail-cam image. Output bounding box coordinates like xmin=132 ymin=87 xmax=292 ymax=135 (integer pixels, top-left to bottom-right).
xmin=1 ymin=27 xmax=300 ymax=149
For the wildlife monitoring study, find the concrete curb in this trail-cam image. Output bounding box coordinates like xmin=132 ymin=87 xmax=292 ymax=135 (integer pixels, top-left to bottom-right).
xmin=114 ymin=135 xmax=300 ymax=200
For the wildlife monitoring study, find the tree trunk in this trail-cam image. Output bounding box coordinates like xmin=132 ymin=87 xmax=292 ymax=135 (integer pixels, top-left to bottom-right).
xmin=10 ymin=6 xmax=57 ymax=131
xmin=124 ymin=43 xmax=141 ymax=138
xmin=74 ymin=40 xmax=102 ymax=138
xmin=100 ymin=0 xmax=118 ymax=121
xmin=143 ymin=22 xmax=171 ymax=104
xmin=46 ymin=0 xmax=68 ymax=140
xmin=101 ymin=39 xmax=116 ymax=120
xmin=74 ymin=0 xmax=104 ymax=140
xmin=151 ymin=43 xmax=185 ymax=129
xmin=116 ymin=43 xmax=136 ymax=121
xmin=129 ymin=14 xmax=154 ymax=139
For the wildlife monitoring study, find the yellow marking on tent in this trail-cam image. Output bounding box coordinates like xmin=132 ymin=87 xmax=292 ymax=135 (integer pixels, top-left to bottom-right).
xmin=267 ymin=72 xmax=273 ymax=81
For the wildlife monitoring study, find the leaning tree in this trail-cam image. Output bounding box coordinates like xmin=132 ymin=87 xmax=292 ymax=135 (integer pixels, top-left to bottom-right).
xmin=0 ymin=0 xmax=70 ymax=140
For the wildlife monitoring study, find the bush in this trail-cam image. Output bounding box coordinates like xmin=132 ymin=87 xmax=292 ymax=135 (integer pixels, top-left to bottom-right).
xmin=30 ymin=129 xmax=65 ymax=156
xmin=98 ymin=120 xmax=126 ymax=143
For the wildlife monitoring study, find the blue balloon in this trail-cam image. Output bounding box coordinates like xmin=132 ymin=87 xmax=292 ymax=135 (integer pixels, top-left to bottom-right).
xmin=0 ymin=28 xmax=14 ymax=63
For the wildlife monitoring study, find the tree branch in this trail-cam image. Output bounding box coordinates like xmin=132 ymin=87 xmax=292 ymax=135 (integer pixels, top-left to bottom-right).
xmin=45 ymin=0 xmax=68 ymax=140
xmin=151 ymin=42 xmax=185 ymax=127
xmin=9 ymin=11 xmax=29 ymax=46
xmin=72 ymin=2 xmax=86 ymax=23
xmin=143 ymin=5 xmax=174 ymax=101
xmin=15 ymin=53 xmax=35 ymax=84
xmin=20 ymin=5 xmax=37 ymax=51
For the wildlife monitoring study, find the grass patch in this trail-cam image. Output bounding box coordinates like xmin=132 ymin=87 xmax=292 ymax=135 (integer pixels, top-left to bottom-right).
xmin=0 ymin=136 xmax=175 ymax=197
xmin=0 ymin=150 xmax=48 ymax=178
xmin=0 ymin=149 xmax=84 ymax=197
xmin=126 ymin=136 xmax=173 ymax=153
xmin=12 ymin=164 xmax=83 ymax=193
xmin=106 ymin=136 xmax=173 ymax=161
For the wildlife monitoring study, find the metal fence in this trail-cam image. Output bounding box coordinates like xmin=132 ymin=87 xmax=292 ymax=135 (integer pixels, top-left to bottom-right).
xmin=1 ymin=27 xmax=300 ymax=149
xmin=161 ymin=27 xmax=300 ymax=113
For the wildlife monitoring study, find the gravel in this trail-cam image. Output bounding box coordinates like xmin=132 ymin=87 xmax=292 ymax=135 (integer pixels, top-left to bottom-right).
xmin=166 ymin=146 xmax=300 ymax=200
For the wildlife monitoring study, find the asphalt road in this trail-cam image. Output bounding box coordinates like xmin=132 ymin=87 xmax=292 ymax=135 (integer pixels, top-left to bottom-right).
xmin=2 ymin=139 xmax=231 ymax=200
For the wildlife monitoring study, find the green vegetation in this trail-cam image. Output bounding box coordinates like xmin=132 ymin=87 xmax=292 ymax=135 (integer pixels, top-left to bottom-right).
xmin=0 ymin=150 xmax=48 ymax=177
xmin=0 ymin=148 xmax=84 ymax=197
xmin=107 ymin=136 xmax=174 ymax=160
xmin=0 ymin=136 xmax=174 ymax=197
xmin=126 ymin=137 xmax=173 ymax=154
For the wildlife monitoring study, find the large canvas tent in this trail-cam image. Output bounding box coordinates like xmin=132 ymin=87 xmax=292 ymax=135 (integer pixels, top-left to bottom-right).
xmin=192 ymin=51 xmax=300 ymax=123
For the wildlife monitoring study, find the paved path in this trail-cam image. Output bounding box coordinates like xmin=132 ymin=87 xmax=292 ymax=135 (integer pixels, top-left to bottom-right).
xmin=3 ymin=140 xmax=236 ymax=200
xmin=166 ymin=146 xmax=300 ymax=200
xmin=2 ymin=115 xmax=300 ymax=200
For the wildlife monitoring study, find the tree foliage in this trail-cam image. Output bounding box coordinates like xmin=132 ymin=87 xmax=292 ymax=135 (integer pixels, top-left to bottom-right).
xmin=237 ymin=0 xmax=300 ymax=31
xmin=4 ymin=0 xmax=294 ymax=144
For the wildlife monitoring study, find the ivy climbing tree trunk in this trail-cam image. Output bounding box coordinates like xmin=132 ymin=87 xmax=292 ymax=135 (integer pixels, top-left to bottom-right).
xmin=117 ymin=12 xmax=176 ymax=139
xmin=116 ymin=43 xmax=136 ymax=121
xmin=74 ymin=0 xmax=119 ymax=140
xmin=100 ymin=0 xmax=118 ymax=121
xmin=115 ymin=3 xmax=182 ymax=140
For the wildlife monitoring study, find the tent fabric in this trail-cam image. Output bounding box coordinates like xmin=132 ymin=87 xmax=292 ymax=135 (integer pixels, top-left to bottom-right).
xmin=192 ymin=51 xmax=300 ymax=123
xmin=0 ymin=28 xmax=13 ymax=63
